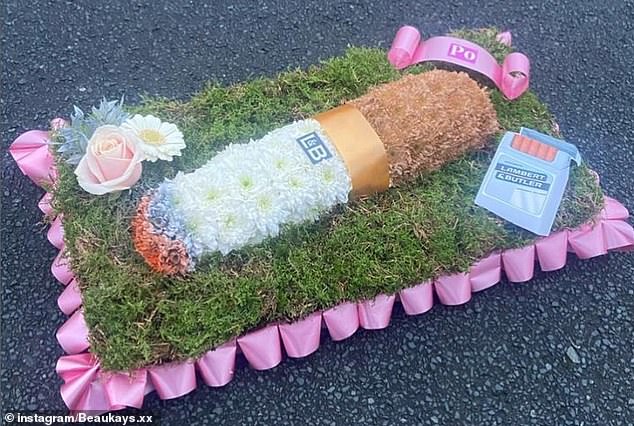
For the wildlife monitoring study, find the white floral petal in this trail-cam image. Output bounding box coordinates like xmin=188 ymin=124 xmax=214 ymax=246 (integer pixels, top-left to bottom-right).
xmin=121 ymin=114 xmax=186 ymax=162
xmin=161 ymin=119 xmax=352 ymax=257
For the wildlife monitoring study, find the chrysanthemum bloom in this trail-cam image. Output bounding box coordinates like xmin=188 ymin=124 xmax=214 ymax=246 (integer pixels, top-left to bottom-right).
xmin=132 ymin=196 xmax=190 ymax=275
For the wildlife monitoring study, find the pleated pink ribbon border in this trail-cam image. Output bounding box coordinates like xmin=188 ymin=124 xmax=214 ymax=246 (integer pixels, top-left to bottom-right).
xmin=10 ymin=129 xmax=634 ymax=413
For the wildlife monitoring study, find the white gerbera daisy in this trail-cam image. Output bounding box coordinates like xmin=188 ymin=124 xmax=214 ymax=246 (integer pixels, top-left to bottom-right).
xmin=121 ymin=114 xmax=185 ymax=161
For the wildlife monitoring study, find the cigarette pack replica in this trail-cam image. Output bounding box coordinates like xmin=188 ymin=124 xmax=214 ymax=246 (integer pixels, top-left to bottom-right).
xmin=476 ymin=128 xmax=581 ymax=235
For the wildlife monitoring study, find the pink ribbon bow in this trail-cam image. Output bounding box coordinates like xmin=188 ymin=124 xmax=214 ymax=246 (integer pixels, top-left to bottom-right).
xmin=56 ymin=353 xmax=121 ymax=413
xmin=388 ymin=26 xmax=531 ymax=100
xmin=57 ymin=353 xmax=151 ymax=412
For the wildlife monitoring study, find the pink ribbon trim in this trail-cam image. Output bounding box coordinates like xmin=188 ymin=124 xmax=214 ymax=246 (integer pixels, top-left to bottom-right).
xmin=39 ymin=192 xmax=54 ymax=215
xmin=47 ymin=216 xmax=65 ymax=250
xmin=358 ymin=294 xmax=396 ymax=329
xmin=57 ymin=354 xmax=121 ymax=413
xmin=51 ymin=250 xmax=74 ymax=285
xmin=196 ymin=341 xmax=237 ymax=387
xmin=502 ymin=245 xmax=536 ymax=283
xmin=148 ymin=362 xmax=197 ymax=400
xmin=323 ymin=302 xmax=359 ymax=341
xmin=568 ymin=222 xmax=608 ymax=259
xmin=602 ymin=220 xmax=634 ymax=251
xmin=56 ymin=309 xmax=90 ymax=354
xmin=279 ymin=312 xmax=322 ymax=358
xmin=15 ymin=145 xmax=625 ymax=413
xmin=9 ymin=130 xmax=57 ymax=187
xmin=399 ymin=281 xmax=434 ymax=315
xmin=58 ymin=279 xmax=82 ymax=315
xmin=18 ymin=117 xmax=624 ymax=412
xmin=388 ymin=26 xmax=530 ymax=100
xmin=469 ymin=252 xmax=502 ymax=292
xmin=238 ymin=325 xmax=282 ymax=370
xmin=601 ymin=196 xmax=629 ymax=220
xmin=536 ymin=231 xmax=569 ymax=272
xmin=102 ymin=370 xmax=148 ymax=409
xmin=434 ymin=272 xmax=472 ymax=305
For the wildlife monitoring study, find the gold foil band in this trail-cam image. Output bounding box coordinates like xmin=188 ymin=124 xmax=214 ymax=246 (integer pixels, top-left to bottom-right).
xmin=314 ymin=104 xmax=389 ymax=197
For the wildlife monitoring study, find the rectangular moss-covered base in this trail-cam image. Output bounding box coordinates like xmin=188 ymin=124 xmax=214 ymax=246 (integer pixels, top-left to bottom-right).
xmin=52 ymin=29 xmax=604 ymax=371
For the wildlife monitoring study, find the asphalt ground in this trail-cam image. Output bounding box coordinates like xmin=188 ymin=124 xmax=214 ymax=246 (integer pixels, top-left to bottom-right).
xmin=1 ymin=1 xmax=633 ymax=425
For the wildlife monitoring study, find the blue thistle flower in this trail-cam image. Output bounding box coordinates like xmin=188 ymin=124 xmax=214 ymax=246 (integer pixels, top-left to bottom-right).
xmin=56 ymin=97 xmax=130 ymax=165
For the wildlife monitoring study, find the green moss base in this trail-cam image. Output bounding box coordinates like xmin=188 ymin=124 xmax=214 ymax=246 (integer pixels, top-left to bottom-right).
xmin=52 ymin=29 xmax=603 ymax=371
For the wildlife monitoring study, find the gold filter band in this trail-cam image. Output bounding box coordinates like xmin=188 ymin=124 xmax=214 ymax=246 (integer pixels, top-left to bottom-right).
xmin=314 ymin=104 xmax=390 ymax=197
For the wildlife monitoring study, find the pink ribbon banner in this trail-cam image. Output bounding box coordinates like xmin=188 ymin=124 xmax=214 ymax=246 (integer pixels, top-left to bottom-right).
xmin=388 ymin=26 xmax=531 ymax=100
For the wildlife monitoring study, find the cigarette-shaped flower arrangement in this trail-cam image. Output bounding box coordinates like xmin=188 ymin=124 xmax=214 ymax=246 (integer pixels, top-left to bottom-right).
xmin=133 ymin=70 xmax=499 ymax=275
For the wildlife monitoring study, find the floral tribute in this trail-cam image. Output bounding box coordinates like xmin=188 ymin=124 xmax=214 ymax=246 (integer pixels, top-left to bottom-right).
xmin=8 ymin=29 xmax=631 ymax=413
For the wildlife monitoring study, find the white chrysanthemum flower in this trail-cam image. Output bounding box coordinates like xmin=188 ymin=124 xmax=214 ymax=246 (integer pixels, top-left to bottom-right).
xmin=121 ymin=114 xmax=185 ymax=161
xmin=162 ymin=118 xmax=352 ymax=256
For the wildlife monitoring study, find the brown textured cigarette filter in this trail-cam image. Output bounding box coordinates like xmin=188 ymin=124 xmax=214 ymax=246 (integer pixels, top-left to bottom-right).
xmin=349 ymin=69 xmax=499 ymax=183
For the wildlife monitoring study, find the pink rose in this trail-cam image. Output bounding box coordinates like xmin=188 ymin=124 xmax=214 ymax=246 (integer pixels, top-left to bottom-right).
xmin=75 ymin=125 xmax=144 ymax=195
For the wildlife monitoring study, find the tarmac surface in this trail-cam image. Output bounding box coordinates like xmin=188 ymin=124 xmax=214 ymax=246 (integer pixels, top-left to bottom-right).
xmin=1 ymin=1 xmax=633 ymax=425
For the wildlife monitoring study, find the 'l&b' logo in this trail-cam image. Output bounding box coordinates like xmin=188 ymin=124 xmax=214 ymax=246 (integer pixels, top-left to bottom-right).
xmin=447 ymin=43 xmax=478 ymax=64
xmin=296 ymin=132 xmax=333 ymax=164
